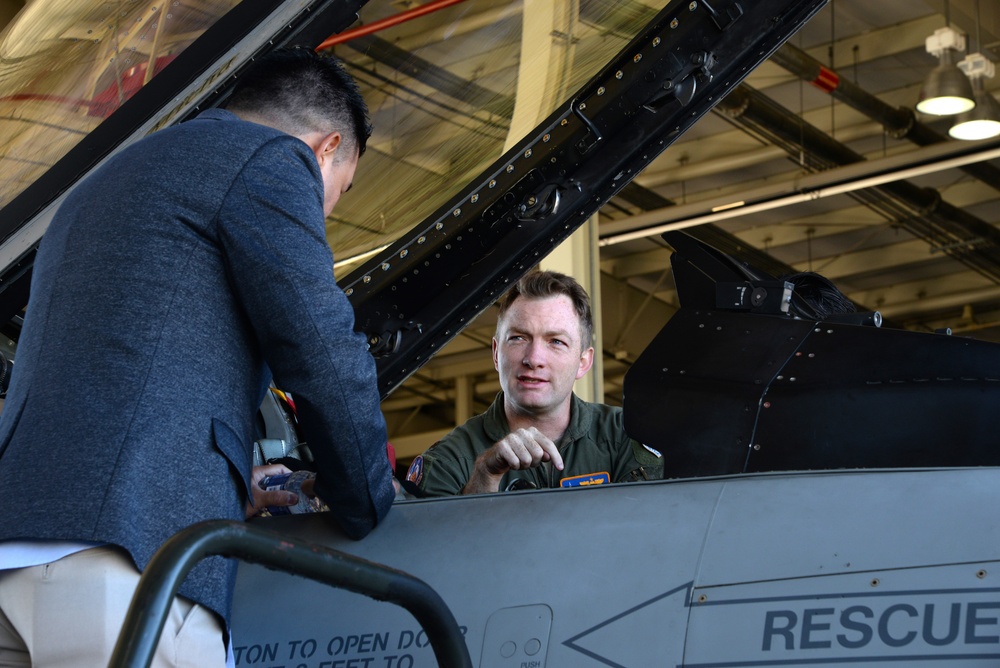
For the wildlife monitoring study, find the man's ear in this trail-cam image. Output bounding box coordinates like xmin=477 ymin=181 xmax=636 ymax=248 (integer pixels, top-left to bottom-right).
xmin=311 ymin=131 xmax=342 ymax=166
xmin=492 ymin=338 xmax=500 ymax=372
xmin=576 ymin=346 xmax=595 ymax=380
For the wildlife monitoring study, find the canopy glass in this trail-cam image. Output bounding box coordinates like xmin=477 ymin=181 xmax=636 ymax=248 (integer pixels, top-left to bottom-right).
xmin=0 ymin=0 xmax=664 ymax=277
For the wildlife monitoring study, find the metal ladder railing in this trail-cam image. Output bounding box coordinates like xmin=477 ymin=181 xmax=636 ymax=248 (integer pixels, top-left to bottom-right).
xmin=109 ymin=520 xmax=472 ymax=668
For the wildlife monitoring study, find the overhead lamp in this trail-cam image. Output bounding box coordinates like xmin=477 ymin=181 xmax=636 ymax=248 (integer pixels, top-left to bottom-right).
xmin=949 ymin=70 xmax=1000 ymax=140
xmin=948 ymin=0 xmax=1000 ymax=140
xmin=916 ymin=26 xmax=976 ymax=115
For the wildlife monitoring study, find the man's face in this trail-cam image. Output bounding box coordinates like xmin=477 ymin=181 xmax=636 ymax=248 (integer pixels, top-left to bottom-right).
xmin=493 ymin=294 xmax=594 ymax=419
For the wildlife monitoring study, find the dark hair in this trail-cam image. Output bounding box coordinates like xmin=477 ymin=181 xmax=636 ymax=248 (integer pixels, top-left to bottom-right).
xmin=784 ymin=271 xmax=856 ymax=320
xmin=497 ymin=271 xmax=594 ymax=347
xmin=225 ymin=48 xmax=372 ymax=156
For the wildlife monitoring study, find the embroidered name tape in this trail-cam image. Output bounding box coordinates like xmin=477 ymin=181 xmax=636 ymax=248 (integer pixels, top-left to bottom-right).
xmin=560 ymin=472 xmax=610 ymax=487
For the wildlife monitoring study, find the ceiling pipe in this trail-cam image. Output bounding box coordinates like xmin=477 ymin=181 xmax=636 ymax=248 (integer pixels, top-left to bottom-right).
xmin=318 ymin=0 xmax=470 ymax=50
xmin=770 ymin=42 xmax=1000 ymax=193
xmin=714 ymin=83 xmax=1000 ymax=283
xmin=601 ymin=137 xmax=1000 ymax=244
xmin=333 ymin=33 xmax=514 ymax=118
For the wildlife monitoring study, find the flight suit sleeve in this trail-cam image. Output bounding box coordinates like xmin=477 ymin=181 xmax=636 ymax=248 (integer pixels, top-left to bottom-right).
xmin=408 ymin=426 xmax=485 ymax=496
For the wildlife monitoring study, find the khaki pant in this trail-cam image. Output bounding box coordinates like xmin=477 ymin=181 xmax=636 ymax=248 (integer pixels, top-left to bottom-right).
xmin=0 ymin=545 xmax=225 ymax=668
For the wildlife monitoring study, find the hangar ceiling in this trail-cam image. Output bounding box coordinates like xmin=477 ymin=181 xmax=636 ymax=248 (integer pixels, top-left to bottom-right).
xmin=0 ymin=0 xmax=998 ymax=462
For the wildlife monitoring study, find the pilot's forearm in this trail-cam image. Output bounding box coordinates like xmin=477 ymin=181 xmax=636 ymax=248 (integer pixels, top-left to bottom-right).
xmin=461 ymin=469 xmax=503 ymax=495
xmin=463 ymin=444 xmax=512 ymax=494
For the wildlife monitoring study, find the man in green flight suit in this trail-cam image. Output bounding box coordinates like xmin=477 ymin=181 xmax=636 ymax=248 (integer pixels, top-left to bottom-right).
xmin=406 ymin=270 xmax=663 ymax=496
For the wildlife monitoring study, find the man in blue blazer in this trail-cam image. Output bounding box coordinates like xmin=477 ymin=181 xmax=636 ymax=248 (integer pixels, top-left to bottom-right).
xmin=0 ymin=49 xmax=395 ymax=666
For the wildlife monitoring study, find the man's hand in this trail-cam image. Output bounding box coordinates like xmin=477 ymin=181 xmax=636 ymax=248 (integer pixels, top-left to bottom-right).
xmin=246 ymin=463 xmax=299 ymax=518
xmin=462 ymin=427 xmax=564 ymax=495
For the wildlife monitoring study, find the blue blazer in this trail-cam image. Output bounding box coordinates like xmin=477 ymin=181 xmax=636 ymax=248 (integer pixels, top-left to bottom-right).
xmin=0 ymin=110 xmax=394 ymax=622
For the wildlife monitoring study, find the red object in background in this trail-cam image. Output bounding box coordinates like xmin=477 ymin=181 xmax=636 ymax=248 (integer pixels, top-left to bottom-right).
xmin=88 ymin=54 xmax=177 ymax=118
xmin=317 ymin=0 xmax=468 ymax=49
xmin=387 ymin=442 xmax=397 ymax=470
xmin=811 ymin=64 xmax=840 ymax=93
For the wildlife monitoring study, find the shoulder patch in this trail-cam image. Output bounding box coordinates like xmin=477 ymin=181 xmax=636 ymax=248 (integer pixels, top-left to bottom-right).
xmin=560 ymin=472 xmax=611 ymax=487
xmin=406 ymin=455 xmax=424 ymax=485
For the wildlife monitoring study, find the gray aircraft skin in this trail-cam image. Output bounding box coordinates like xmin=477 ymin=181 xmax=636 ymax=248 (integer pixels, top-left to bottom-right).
xmin=235 ymin=468 xmax=1000 ymax=667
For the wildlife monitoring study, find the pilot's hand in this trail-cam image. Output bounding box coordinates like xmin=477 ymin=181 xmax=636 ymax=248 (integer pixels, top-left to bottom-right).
xmin=462 ymin=427 xmax=564 ymax=495
xmin=246 ymin=463 xmax=297 ymax=518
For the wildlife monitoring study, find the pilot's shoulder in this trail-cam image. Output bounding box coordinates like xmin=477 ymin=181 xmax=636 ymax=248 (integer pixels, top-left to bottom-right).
xmin=580 ymin=399 xmax=625 ymax=429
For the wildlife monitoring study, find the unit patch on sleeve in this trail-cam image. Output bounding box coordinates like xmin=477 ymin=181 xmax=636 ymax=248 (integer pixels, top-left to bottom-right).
xmin=406 ymin=455 xmax=424 ymax=485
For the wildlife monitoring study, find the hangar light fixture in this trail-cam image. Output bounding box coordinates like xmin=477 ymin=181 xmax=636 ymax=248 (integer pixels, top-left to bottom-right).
xmin=916 ymin=26 xmax=976 ymax=116
xmin=949 ymin=72 xmax=1000 ymax=140
xmin=948 ymin=1 xmax=1000 ymax=140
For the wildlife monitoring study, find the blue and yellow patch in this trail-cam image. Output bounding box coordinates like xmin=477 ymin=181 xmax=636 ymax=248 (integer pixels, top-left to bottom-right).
xmin=560 ymin=472 xmax=610 ymax=487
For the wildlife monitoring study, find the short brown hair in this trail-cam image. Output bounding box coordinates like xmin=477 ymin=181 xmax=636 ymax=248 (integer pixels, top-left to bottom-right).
xmin=497 ymin=271 xmax=594 ymax=348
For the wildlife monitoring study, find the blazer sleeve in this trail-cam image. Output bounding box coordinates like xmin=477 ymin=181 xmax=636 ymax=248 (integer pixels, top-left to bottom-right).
xmin=216 ymin=135 xmax=393 ymax=539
